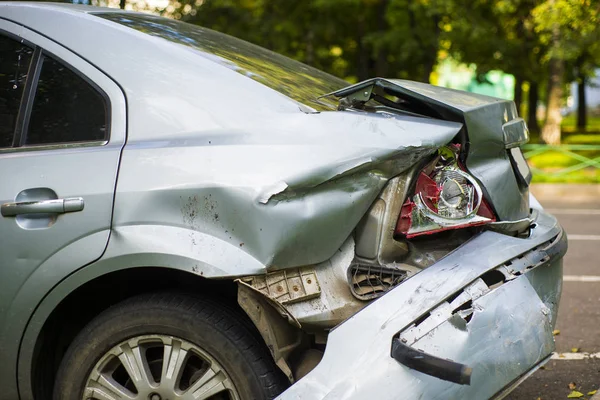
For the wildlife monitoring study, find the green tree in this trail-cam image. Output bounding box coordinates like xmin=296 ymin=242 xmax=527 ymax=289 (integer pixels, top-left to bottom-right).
xmin=563 ymin=5 xmax=600 ymax=130
xmin=443 ymin=0 xmax=546 ymax=131
xmin=123 ymin=0 xmax=600 ymax=142
xmin=533 ymin=0 xmax=600 ymax=143
xmin=170 ymin=0 xmax=454 ymax=83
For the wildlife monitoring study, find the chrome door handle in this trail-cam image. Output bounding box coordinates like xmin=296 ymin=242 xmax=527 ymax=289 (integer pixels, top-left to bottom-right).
xmin=1 ymin=197 xmax=84 ymax=217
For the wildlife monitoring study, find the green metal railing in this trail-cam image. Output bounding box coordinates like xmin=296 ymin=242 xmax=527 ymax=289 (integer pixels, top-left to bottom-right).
xmin=522 ymin=144 xmax=600 ymax=178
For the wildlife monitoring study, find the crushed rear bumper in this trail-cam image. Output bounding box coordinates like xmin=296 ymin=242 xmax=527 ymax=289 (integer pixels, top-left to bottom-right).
xmin=278 ymin=208 xmax=566 ymax=400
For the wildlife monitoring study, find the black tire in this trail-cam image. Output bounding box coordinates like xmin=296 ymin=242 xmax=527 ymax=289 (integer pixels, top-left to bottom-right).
xmin=54 ymin=292 xmax=288 ymax=400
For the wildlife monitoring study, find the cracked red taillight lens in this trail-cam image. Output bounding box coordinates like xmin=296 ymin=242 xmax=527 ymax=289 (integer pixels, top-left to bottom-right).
xmin=395 ymin=146 xmax=496 ymax=238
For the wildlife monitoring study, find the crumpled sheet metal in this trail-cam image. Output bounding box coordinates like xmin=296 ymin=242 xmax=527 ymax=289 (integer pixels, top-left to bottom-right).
xmin=401 ymin=275 xmax=557 ymax=400
xmin=114 ymin=111 xmax=462 ymax=271
xmin=277 ymin=209 xmax=565 ymax=400
xmin=329 ymin=78 xmax=529 ymax=222
xmin=376 ymin=79 xmax=529 ymax=222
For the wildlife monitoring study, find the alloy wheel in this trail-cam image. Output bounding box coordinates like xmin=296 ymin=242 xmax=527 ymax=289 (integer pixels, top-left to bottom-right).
xmin=83 ymin=334 xmax=240 ymax=400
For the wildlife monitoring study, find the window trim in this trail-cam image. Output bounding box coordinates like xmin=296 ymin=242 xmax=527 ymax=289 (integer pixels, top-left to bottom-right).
xmin=0 ymin=140 xmax=108 ymax=154
xmin=0 ymin=29 xmax=112 ymax=153
xmin=0 ymin=28 xmax=36 ymax=148
xmin=13 ymin=46 xmax=41 ymax=147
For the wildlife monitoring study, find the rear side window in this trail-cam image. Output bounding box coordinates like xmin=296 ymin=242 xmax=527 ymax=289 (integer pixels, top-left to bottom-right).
xmin=0 ymin=35 xmax=33 ymax=148
xmin=25 ymin=54 xmax=108 ymax=145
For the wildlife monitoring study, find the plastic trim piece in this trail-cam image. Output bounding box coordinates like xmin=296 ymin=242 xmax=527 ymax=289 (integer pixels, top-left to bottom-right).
xmin=391 ymin=338 xmax=472 ymax=385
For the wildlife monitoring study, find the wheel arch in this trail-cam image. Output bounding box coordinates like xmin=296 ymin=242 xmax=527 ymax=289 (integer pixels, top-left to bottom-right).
xmin=18 ymin=262 xmax=245 ymax=400
xmin=15 ymin=223 xmax=269 ymax=400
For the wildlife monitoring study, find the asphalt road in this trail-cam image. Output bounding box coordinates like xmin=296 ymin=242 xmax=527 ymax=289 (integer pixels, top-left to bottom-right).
xmin=508 ymin=196 xmax=600 ymax=400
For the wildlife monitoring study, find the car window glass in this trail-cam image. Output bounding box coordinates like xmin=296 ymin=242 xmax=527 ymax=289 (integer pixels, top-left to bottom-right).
xmin=0 ymin=34 xmax=33 ymax=148
xmin=26 ymin=54 xmax=107 ymax=145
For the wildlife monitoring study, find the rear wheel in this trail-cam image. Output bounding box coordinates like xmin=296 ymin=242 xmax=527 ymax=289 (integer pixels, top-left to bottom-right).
xmin=54 ymin=293 xmax=287 ymax=400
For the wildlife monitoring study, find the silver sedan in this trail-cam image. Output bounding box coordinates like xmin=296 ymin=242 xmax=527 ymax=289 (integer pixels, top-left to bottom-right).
xmin=0 ymin=3 xmax=565 ymax=400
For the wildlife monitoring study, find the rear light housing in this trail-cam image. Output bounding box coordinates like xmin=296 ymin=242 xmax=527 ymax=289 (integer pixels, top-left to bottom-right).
xmin=396 ymin=146 xmax=496 ymax=238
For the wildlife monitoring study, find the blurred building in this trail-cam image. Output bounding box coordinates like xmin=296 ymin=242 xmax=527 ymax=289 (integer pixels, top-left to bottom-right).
xmin=433 ymin=58 xmax=515 ymax=100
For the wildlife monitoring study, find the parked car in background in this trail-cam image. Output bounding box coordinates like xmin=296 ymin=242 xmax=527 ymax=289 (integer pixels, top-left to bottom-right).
xmin=0 ymin=3 xmax=566 ymax=400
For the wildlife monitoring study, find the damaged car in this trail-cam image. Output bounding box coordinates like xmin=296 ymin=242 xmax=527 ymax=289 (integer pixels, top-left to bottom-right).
xmin=0 ymin=3 xmax=566 ymax=400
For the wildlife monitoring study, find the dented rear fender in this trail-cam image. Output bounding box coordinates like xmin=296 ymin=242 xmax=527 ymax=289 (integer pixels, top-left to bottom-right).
xmin=113 ymin=110 xmax=461 ymax=271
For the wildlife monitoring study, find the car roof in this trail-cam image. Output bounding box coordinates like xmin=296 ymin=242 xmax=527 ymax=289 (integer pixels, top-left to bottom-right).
xmin=0 ymin=1 xmax=121 ymax=13
xmin=0 ymin=2 xmax=344 ymax=110
xmin=0 ymin=2 xmax=320 ymax=141
xmin=0 ymin=2 xmax=281 ymax=83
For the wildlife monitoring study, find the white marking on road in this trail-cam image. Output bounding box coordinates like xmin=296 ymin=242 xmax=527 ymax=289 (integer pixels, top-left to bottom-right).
xmin=551 ymin=352 xmax=600 ymax=360
xmin=546 ymin=208 xmax=600 ymax=215
xmin=564 ymin=275 xmax=600 ymax=282
xmin=567 ymin=234 xmax=600 ymax=241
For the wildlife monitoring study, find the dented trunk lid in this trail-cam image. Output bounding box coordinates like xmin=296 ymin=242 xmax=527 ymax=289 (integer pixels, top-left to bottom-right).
xmin=328 ymin=78 xmax=530 ymax=222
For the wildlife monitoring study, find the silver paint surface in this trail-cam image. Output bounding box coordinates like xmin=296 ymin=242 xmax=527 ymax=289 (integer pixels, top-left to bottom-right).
xmin=0 ymin=4 xmax=565 ymax=400
xmin=279 ymin=208 xmax=564 ymax=399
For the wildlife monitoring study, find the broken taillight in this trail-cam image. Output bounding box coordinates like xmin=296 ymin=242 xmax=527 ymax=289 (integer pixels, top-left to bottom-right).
xmin=395 ymin=146 xmax=496 ymax=238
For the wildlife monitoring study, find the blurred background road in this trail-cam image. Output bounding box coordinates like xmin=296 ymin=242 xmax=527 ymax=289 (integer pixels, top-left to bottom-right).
xmin=510 ymin=184 xmax=600 ymax=400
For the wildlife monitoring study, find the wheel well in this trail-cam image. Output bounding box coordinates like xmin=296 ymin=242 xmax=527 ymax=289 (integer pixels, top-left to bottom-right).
xmin=31 ymin=267 xmax=239 ymax=400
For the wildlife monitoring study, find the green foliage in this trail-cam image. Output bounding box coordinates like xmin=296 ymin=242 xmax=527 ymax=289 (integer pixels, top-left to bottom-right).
xmin=163 ymin=0 xmax=459 ymax=82
xmin=529 ymin=150 xmax=594 ymax=168
xmin=562 ymin=115 xmax=600 ymax=134
xmin=157 ymin=0 xmax=599 ymax=95
xmin=530 ymin=168 xmax=600 ymax=183
xmin=444 ymin=0 xmax=545 ymax=81
xmin=532 ymin=0 xmax=600 ymax=61
xmin=527 ymin=147 xmax=600 ymax=183
xmin=150 ymin=0 xmax=600 ymax=111
xmin=563 ymin=134 xmax=600 ymax=144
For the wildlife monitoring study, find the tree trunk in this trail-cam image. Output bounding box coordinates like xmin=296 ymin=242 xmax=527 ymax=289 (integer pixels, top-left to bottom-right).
xmin=577 ymin=74 xmax=587 ymax=130
xmin=422 ymin=14 xmax=440 ymax=83
xmin=305 ymin=28 xmax=315 ymax=66
xmin=375 ymin=0 xmax=388 ymax=77
xmin=356 ymin=16 xmax=369 ymax=81
xmin=527 ymin=81 xmax=540 ymax=134
xmin=514 ymin=76 xmax=523 ymax=116
xmin=119 ymin=0 xmax=126 ymax=9
xmin=541 ymin=57 xmax=564 ymax=145
xmin=541 ymin=11 xmax=563 ymax=146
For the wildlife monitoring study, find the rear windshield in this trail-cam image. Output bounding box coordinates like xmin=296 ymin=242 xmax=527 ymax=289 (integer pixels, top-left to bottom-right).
xmin=95 ymin=12 xmax=347 ymax=111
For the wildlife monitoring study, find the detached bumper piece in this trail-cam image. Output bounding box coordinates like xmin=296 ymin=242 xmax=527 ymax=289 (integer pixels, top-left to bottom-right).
xmin=278 ymin=210 xmax=566 ymax=400
xmin=391 ymin=339 xmax=472 ymax=385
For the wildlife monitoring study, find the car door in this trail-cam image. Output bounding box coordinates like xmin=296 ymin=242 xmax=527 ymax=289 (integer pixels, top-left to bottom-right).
xmin=0 ymin=19 xmax=126 ymax=388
